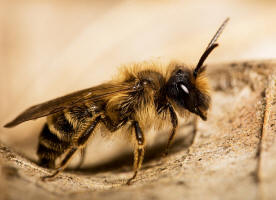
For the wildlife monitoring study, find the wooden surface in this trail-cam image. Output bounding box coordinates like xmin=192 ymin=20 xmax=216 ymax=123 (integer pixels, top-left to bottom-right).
xmin=0 ymin=61 xmax=275 ymax=200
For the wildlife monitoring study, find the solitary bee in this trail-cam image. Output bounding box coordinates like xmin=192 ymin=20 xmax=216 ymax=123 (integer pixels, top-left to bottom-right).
xmin=4 ymin=18 xmax=229 ymax=184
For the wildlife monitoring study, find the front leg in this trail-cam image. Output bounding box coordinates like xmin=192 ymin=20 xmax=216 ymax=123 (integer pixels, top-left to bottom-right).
xmin=127 ymin=121 xmax=145 ymax=185
xmin=164 ymin=104 xmax=178 ymax=156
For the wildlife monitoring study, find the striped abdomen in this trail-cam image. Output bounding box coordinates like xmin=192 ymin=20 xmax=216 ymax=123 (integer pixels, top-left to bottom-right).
xmin=37 ymin=104 xmax=98 ymax=168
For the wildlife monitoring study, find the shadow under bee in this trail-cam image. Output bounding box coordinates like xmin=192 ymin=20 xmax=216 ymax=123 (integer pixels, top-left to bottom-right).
xmin=67 ymin=121 xmax=196 ymax=175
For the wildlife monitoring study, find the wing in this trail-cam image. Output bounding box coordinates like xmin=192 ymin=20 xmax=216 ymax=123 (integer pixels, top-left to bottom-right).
xmin=4 ymin=81 xmax=140 ymax=128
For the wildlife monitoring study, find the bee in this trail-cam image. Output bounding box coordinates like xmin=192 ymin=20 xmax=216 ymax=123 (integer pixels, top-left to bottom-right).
xmin=4 ymin=18 xmax=229 ymax=184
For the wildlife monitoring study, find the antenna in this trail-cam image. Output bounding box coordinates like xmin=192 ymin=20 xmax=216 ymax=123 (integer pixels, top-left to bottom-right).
xmin=193 ymin=18 xmax=229 ymax=78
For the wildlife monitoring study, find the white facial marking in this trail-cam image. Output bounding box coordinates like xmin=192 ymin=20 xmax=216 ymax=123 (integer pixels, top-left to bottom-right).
xmin=180 ymin=84 xmax=189 ymax=94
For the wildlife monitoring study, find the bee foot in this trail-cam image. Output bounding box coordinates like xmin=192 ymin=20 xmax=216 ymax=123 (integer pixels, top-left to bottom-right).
xmin=41 ymin=168 xmax=61 ymax=181
xmin=126 ymin=171 xmax=137 ymax=185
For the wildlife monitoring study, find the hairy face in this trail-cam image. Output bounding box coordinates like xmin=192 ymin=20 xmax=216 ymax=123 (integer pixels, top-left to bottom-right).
xmin=165 ymin=66 xmax=210 ymax=120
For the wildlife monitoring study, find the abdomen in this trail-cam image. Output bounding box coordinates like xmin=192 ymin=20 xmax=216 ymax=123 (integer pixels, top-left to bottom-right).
xmin=37 ymin=104 xmax=96 ymax=168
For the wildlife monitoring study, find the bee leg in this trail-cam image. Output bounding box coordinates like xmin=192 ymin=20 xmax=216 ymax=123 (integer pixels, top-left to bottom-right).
xmin=187 ymin=117 xmax=198 ymax=154
xmin=127 ymin=121 xmax=145 ymax=185
xmin=75 ymin=147 xmax=86 ymax=169
xmin=41 ymin=147 xmax=78 ymax=181
xmin=191 ymin=116 xmax=198 ymax=146
xmin=164 ymin=104 xmax=178 ymax=156
xmin=42 ymin=116 xmax=101 ymax=181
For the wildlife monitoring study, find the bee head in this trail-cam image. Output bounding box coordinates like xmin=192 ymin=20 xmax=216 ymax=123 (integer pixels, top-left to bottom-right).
xmin=165 ymin=18 xmax=229 ymax=120
xmin=165 ymin=64 xmax=210 ymax=121
xmin=165 ymin=43 xmax=218 ymax=120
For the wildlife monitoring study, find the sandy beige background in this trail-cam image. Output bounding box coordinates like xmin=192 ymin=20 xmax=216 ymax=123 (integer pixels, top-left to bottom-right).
xmin=0 ymin=0 xmax=276 ymax=172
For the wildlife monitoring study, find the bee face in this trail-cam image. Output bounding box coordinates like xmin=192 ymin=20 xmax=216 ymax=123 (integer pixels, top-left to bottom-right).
xmin=165 ymin=66 xmax=210 ymax=120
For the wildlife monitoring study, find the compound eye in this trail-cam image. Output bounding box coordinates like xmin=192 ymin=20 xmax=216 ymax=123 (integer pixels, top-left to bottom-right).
xmin=180 ymin=84 xmax=189 ymax=94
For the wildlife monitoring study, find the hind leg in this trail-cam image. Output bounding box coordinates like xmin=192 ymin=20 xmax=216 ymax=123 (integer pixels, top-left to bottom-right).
xmin=41 ymin=147 xmax=78 ymax=181
xmin=42 ymin=116 xmax=101 ymax=180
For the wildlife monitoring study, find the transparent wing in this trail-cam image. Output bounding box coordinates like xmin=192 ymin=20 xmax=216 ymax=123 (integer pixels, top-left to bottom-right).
xmin=4 ymin=82 xmax=139 ymax=128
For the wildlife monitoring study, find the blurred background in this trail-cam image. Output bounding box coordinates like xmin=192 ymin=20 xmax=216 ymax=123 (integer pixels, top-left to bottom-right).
xmin=1 ymin=0 xmax=276 ymax=164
